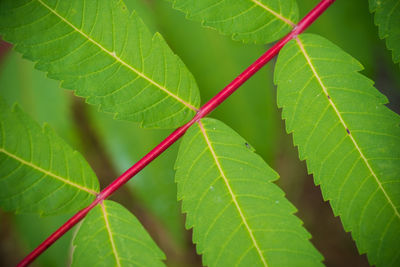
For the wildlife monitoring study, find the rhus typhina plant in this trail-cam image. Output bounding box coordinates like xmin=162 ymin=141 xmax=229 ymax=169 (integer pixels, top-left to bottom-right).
xmin=0 ymin=0 xmax=399 ymax=266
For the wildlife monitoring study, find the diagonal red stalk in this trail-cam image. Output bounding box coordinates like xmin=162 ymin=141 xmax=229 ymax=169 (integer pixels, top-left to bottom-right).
xmin=17 ymin=0 xmax=335 ymax=266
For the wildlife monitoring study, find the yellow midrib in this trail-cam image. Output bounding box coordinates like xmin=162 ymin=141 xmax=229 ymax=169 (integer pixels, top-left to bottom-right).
xmin=0 ymin=148 xmax=97 ymax=195
xmin=251 ymin=0 xmax=296 ymax=27
xmin=37 ymin=0 xmax=197 ymax=111
xmin=295 ymin=37 xmax=400 ymax=221
xmin=101 ymin=203 xmax=122 ymax=267
xmin=199 ymin=121 xmax=268 ymax=267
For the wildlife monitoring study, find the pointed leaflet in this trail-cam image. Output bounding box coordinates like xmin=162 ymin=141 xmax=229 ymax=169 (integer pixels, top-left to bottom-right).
xmin=369 ymin=0 xmax=400 ymax=66
xmin=175 ymin=118 xmax=323 ymax=266
xmin=72 ymin=200 xmax=165 ymax=267
xmin=274 ymin=33 xmax=400 ymax=266
xmin=0 ymin=98 xmax=99 ymax=215
xmin=0 ymin=0 xmax=200 ymax=128
xmin=169 ymin=0 xmax=298 ymax=44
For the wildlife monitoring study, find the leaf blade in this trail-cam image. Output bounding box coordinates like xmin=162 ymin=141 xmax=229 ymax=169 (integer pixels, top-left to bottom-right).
xmin=175 ymin=118 xmax=323 ymax=266
xmin=0 ymin=0 xmax=200 ymax=128
xmin=0 ymin=98 xmax=99 ymax=215
xmin=72 ymin=200 xmax=165 ymax=267
xmin=169 ymin=0 xmax=298 ymax=44
xmin=274 ymin=33 xmax=400 ymax=266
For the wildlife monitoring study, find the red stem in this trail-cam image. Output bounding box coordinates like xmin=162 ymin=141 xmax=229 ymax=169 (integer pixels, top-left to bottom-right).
xmin=17 ymin=0 xmax=335 ymax=266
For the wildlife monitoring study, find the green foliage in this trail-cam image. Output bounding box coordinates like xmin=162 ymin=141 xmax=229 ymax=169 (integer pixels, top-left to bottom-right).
xmin=1 ymin=0 xmax=400 ymax=266
xmin=274 ymin=33 xmax=400 ymax=266
xmin=72 ymin=200 xmax=165 ymax=267
xmin=369 ymin=0 xmax=400 ymax=65
xmin=169 ymin=0 xmax=298 ymax=44
xmin=175 ymin=118 xmax=323 ymax=266
xmin=0 ymin=0 xmax=200 ymax=128
xmin=0 ymin=98 xmax=99 ymax=215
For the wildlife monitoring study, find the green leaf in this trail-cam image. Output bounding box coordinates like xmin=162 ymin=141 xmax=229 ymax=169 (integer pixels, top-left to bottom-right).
xmin=175 ymin=118 xmax=323 ymax=266
xmin=369 ymin=0 xmax=400 ymax=66
xmin=274 ymin=33 xmax=400 ymax=266
xmin=0 ymin=0 xmax=200 ymax=128
xmin=168 ymin=0 xmax=298 ymax=44
xmin=72 ymin=200 xmax=165 ymax=267
xmin=0 ymin=98 xmax=99 ymax=215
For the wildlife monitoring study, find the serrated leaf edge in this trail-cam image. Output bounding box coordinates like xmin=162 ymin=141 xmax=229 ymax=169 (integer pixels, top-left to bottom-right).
xmin=372 ymin=0 xmax=400 ymax=64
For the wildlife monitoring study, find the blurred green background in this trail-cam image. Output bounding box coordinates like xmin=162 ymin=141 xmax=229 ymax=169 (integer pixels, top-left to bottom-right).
xmin=0 ymin=0 xmax=399 ymax=266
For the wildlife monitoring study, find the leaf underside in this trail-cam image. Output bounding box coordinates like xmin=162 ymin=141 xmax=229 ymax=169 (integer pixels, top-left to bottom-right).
xmin=169 ymin=0 xmax=298 ymax=44
xmin=0 ymin=0 xmax=200 ymax=128
xmin=369 ymin=0 xmax=400 ymax=65
xmin=274 ymin=33 xmax=400 ymax=266
xmin=0 ymin=98 xmax=99 ymax=215
xmin=72 ymin=200 xmax=165 ymax=267
xmin=175 ymin=118 xmax=323 ymax=267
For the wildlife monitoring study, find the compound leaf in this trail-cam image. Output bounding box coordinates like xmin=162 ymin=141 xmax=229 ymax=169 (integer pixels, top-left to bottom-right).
xmin=72 ymin=200 xmax=165 ymax=267
xmin=274 ymin=33 xmax=400 ymax=266
xmin=169 ymin=0 xmax=298 ymax=44
xmin=175 ymin=118 xmax=323 ymax=267
xmin=0 ymin=0 xmax=200 ymax=128
xmin=0 ymin=98 xmax=99 ymax=215
xmin=369 ymin=0 xmax=400 ymax=66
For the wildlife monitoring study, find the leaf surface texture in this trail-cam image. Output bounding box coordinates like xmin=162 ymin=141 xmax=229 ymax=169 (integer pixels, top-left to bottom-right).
xmin=369 ymin=0 xmax=400 ymax=65
xmin=0 ymin=98 xmax=99 ymax=215
xmin=0 ymin=0 xmax=200 ymax=128
xmin=274 ymin=33 xmax=400 ymax=266
xmin=175 ymin=118 xmax=323 ymax=266
xmin=72 ymin=200 xmax=165 ymax=267
xmin=169 ymin=0 xmax=298 ymax=44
